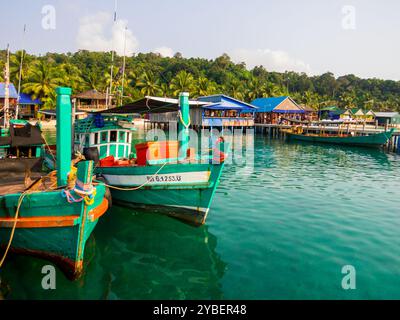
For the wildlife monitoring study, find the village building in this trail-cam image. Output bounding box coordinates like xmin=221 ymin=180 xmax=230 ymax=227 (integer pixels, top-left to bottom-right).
xmin=0 ymin=83 xmax=18 ymax=115
xmin=72 ymin=89 xmax=113 ymax=112
xmin=251 ymin=96 xmax=305 ymax=124
xmin=350 ymin=108 xmax=365 ymax=120
xmin=1 ymin=83 xmax=43 ymax=120
xmin=18 ymin=93 xmax=42 ymax=119
xmin=196 ymin=95 xmax=256 ymax=128
xmin=373 ymin=112 xmax=400 ymax=126
xmin=148 ymin=94 xmax=257 ymax=129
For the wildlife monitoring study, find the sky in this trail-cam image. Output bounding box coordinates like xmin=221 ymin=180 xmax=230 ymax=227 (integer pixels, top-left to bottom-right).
xmin=1 ymin=0 xmax=400 ymax=80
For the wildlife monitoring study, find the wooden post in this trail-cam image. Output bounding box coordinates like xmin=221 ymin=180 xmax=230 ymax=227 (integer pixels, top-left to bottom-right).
xmin=56 ymin=87 xmax=72 ymax=187
xmin=178 ymin=92 xmax=190 ymax=159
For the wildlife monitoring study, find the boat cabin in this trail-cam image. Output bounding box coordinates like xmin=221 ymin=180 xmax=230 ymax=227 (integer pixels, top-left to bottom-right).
xmin=74 ymin=114 xmax=134 ymax=160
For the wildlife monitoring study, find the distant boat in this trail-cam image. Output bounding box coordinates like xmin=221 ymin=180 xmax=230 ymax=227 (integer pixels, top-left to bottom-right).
xmin=283 ymin=127 xmax=395 ymax=148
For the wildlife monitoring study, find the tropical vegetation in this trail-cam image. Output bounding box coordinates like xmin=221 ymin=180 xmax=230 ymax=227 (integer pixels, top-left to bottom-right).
xmin=1 ymin=50 xmax=400 ymax=111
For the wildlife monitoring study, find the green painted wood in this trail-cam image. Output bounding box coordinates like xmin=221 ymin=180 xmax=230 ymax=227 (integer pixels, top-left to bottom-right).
xmin=179 ymin=92 xmax=190 ymax=159
xmin=109 ymin=144 xmax=116 ymax=157
xmin=118 ymin=145 xmax=125 ymax=158
xmin=97 ymin=162 xmax=225 ymax=224
xmin=286 ymin=129 xmax=395 ymax=147
xmin=0 ymin=160 xmax=108 ymax=278
xmin=100 ymin=145 xmax=107 ymax=158
xmin=56 ymin=87 xmax=72 ymax=186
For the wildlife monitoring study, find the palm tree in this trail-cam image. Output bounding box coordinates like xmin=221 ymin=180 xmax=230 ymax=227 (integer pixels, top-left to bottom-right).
xmin=60 ymin=63 xmax=85 ymax=92
xmin=227 ymin=80 xmax=245 ymax=101
xmin=194 ymin=76 xmax=217 ymax=97
xmin=159 ymin=82 xmax=170 ymax=97
xmin=22 ymin=61 xmax=64 ymax=103
xmin=83 ymin=69 xmax=103 ymax=91
xmin=136 ymin=71 xmax=161 ymax=97
xmin=10 ymin=50 xmax=32 ymax=86
xmin=169 ymin=70 xmax=195 ymax=97
xmin=246 ymin=77 xmax=267 ymax=101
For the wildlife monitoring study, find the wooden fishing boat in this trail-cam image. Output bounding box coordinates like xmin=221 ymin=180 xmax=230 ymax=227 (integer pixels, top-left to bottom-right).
xmin=284 ymin=127 xmax=395 ymax=147
xmin=0 ymin=87 xmax=109 ymax=279
xmin=44 ymin=94 xmax=226 ymax=225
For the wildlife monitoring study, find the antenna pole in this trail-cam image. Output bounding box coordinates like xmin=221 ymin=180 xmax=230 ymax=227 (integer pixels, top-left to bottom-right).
xmin=16 ymin=24 xmax=26 ymax=119
xmin=121 ymin=26 xmax=127 ymax=107
xmin=3 ymin=45 xmax=10 ymax=128
xmin=108 ymin=0 xmax=117 ymax=109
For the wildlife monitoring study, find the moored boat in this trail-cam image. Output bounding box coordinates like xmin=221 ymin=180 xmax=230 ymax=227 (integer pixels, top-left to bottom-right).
xmin=0 ymin=87 xmax=109 ymax=279
xmin=46 ymin=93 xmax=227 ymax=225
xmin=283 ymin=126 xmax=395 ymax=147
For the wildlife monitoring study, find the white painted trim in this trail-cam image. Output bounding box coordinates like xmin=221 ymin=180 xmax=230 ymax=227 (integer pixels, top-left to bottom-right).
xmin=103 ymin=171 xmax=211 ymax=187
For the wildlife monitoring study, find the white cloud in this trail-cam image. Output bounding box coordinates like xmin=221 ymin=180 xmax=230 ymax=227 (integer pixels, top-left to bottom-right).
xmin=231 ymin=48 xmax=312 ymax=74
xmin=76 ymin=12 xmax=139 ymax=56
xmin=153 ymin=46 xmax=174 ymax=58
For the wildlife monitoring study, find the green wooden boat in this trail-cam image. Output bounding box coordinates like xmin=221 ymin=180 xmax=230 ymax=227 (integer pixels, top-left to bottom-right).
xmin=45 ymin=93 xmax=227 ymax=225
xmin=0 ymin=88 xmax=109 ymax=279
xmin=284 ymin=128 xmax=395 ymax=147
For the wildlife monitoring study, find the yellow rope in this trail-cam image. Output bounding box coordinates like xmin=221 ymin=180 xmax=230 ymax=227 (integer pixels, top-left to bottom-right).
xmin=0 ymin=191 xmax=33 ymax=268
xmin=97 ymin=162 xmax=167 ymax=191
xmin=41 ymin=133 xmax=56 ymax=164
xmin=178 ymin=111 xmax=191 ymax=129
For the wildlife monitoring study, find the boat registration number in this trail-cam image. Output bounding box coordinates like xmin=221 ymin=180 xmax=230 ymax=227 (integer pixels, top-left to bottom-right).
xmin=146 ymin=175 xmax=182 ymax=183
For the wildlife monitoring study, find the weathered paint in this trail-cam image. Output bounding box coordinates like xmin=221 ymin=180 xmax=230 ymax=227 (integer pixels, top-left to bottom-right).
xmin=0 ymin=163 xmax=109 ymax=280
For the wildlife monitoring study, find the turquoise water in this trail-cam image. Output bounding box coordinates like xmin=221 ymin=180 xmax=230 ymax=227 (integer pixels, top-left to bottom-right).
xmin=2 ymin=133 xmax=400 ymax=299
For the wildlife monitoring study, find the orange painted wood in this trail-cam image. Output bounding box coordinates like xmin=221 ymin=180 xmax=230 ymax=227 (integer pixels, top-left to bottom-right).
xmin=0 ymin=215 xmax=80 ymax=228
xmin=89 ymin=198 xmax=109 ymax=222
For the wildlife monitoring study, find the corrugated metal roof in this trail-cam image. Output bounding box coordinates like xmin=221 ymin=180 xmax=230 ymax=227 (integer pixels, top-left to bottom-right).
xmin=19 ymin=93 xmax=42 ymax=105
xmin=374 ymin=112 xmax=399 ymax=118
xmin=198 ymin=94 xmax=257 ymax=111
xmin=251 ymin=96 xmax=303 ymax=113
xmin=251 ymin=96 xmax=287 ymax=112
xmin=0 ymin=83 xmax=18 ymax=99
xmin=98 ymin=96 xmax=209 ymax=114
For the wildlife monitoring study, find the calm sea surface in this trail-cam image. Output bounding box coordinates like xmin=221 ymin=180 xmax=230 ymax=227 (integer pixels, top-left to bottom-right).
xmin=2 ymin=130 xmax=400 ymax=299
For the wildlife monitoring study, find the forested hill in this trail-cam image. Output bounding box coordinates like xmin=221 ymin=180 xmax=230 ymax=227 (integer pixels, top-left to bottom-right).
xmin=1 ymin=50 xmax=399 ymax=111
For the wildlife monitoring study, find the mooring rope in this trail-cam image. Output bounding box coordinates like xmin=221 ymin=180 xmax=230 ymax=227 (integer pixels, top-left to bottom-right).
xmin=95 ymin=162 xmax=167 ymax=191
xmin=0 ymin=191 xmax=33 ymax=268
xmin=178 ymin=110 xmax=191 ymax=129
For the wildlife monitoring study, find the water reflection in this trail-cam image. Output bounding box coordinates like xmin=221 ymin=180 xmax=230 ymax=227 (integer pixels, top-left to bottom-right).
xmin=2 ymin=205 xmax=227 ymax=300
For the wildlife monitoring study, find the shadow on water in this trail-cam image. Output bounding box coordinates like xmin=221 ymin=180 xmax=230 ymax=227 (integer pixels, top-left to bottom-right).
xmin=1 ymin=205 xmax=227 ymax=300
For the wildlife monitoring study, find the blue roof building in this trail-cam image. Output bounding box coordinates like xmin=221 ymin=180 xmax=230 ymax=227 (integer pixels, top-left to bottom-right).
xmin=19 ymin=93 xmax=42 ymax=105
xmin=198 ymin=94 xmax=257 ymax=111
xmin=0 ymin=83 xmax=18 ymax=99
xmin=148 ymin=94 xmax=257 ymax=128
xmin=0 ymin=82 xmax=42 ymax=119
xmin=251 ymin=96 xmax=303 ymax=113
xmin=251 ymin=96 xmax=307 ymax=124
xmin=197 ymin=94 xmax=257 ymax=128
